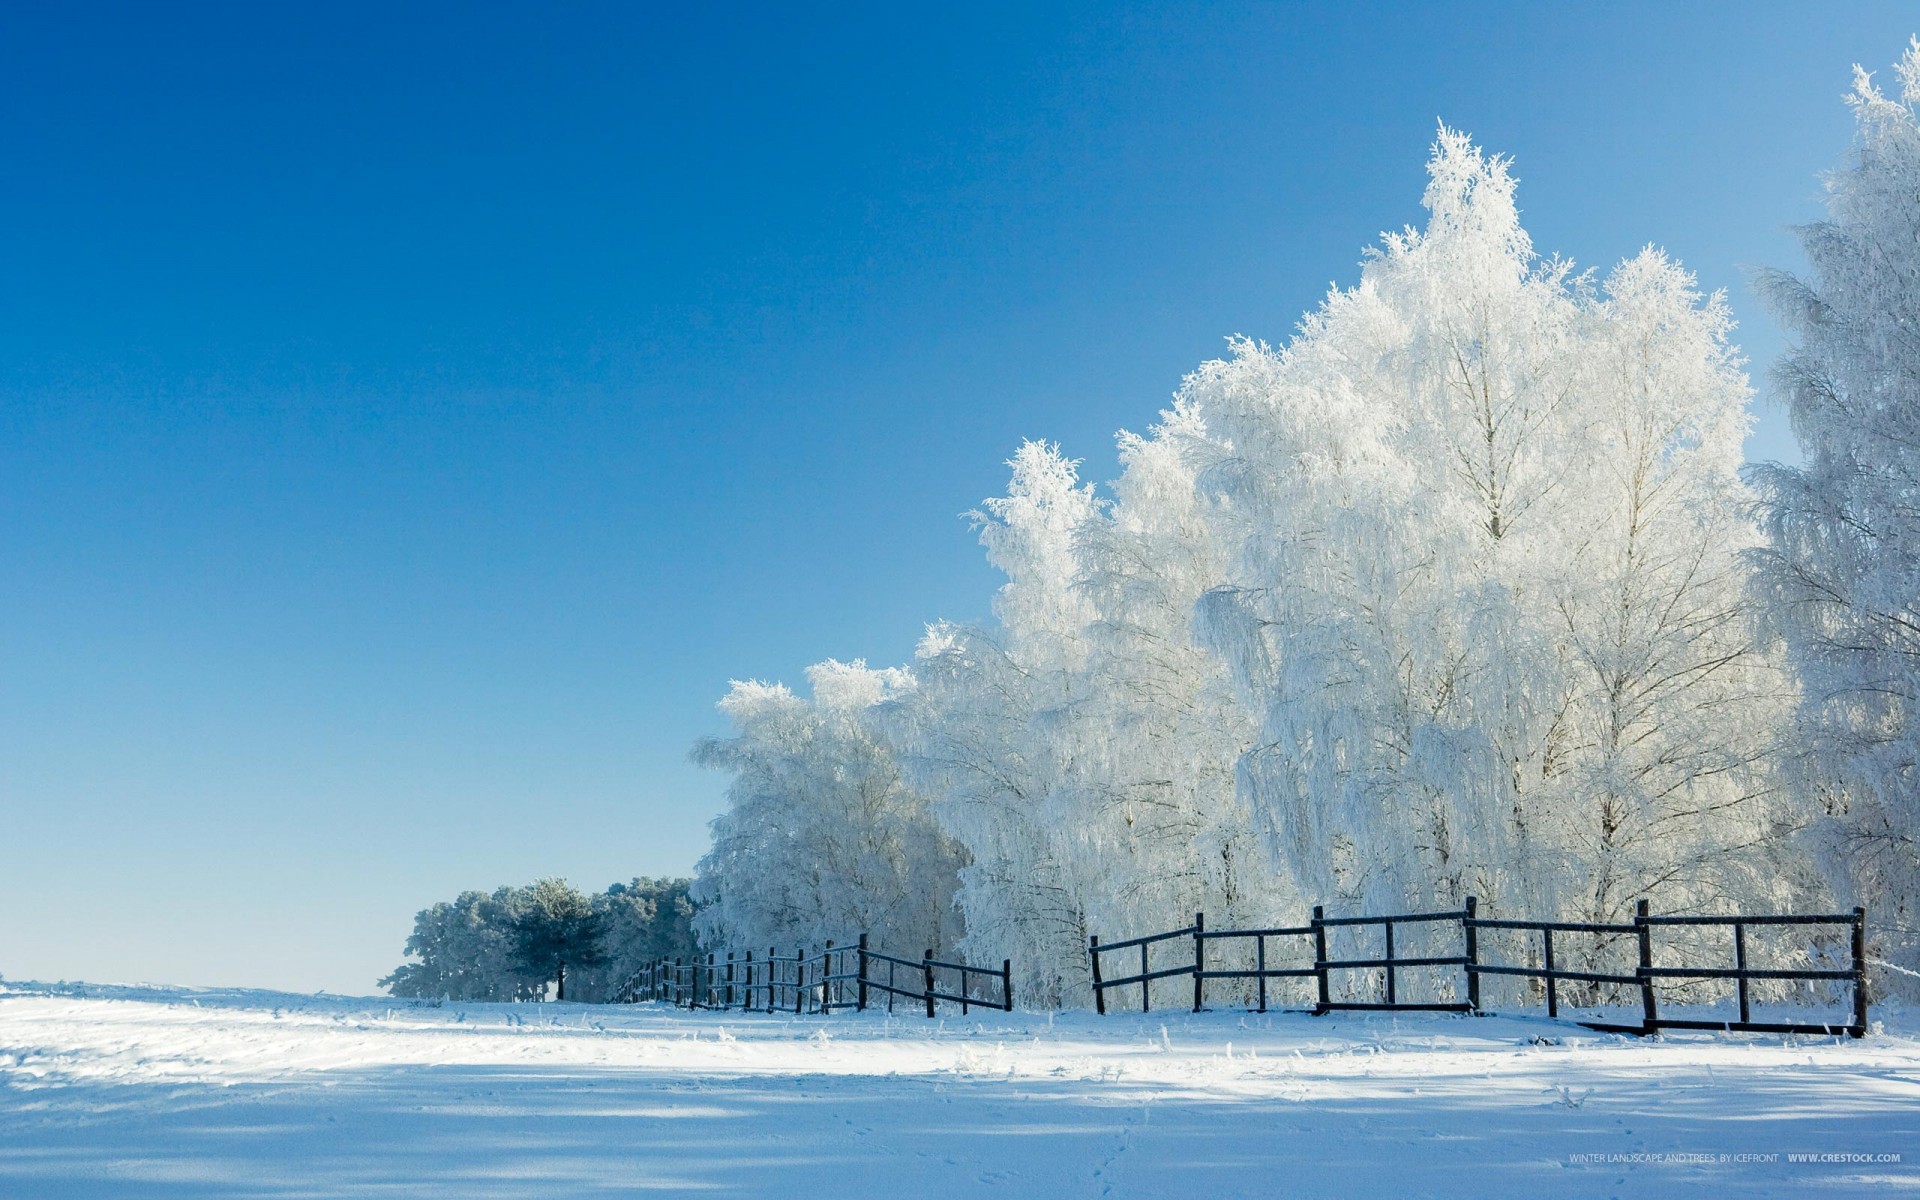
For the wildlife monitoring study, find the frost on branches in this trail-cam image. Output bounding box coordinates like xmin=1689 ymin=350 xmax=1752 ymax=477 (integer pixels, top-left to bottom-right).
xmin=1185 ymin=129 xmax=1807 ymax=934
xmin=1750 ymin=40 xmax=1920 ymax=992
xmin=693 ymin=127 xmax=1819 ymax=1003
xmin=690 ymin=661 xmax=967 ymax=958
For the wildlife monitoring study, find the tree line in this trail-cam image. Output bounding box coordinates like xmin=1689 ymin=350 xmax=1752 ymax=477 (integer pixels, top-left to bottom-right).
xmin=382 ymin=877 xmax=697 ymax=1002
xmin=690 ymin=40 xmax=1920 ymax=1007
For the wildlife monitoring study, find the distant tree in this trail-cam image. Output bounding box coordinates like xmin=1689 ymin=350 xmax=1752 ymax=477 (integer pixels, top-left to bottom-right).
xmin=381 ymin=886 xmax=545 ymax=1002
xmin=385 ymin=877 xmax=692 ymax=1002
xmin=568 ymin=878 xmax=700 ymax=1002
xmin=510 ymin=878 xmax=608 ymax=1002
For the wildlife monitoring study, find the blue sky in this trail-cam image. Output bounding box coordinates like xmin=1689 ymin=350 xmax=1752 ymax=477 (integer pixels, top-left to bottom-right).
xmin=3 ymin=3 xmax=1914 ymax=993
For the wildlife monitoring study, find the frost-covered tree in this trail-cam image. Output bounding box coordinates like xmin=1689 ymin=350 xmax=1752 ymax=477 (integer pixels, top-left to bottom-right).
xmin=1180 ymin=128 xmax=1805 ymax=932
xmin=568 ymin=878 xmax=700 ymax=1002
xmin=892 ymin=443 xmax=1108 ymax=1005
xmin=895 ymin=437 xmax=1273 ymax=1005
xmin=691 ymin=660 xmax=967 ymax=956
xmin=382 ymin=886 xmax=546 ymax=1002
xmin=383 ymin=877 xmax=697 ymax=1002
xmin=690 ymin=126 xmax=1817 ymax=1005
xmin=1750 ymin=39 xmax=1920 ymax=988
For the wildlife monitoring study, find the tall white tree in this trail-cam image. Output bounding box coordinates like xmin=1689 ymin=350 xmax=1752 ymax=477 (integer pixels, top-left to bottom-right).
xmin=1750 ymin=39 xmax=1920 ymax=989
xmin=1186 ymin=129 xmax=1805 ymax=935
xmin=890 ymin=442 xmax=1107 ymax=1005
xmin=691 ymin=660 xmax=967 ymax=957
xmin=894 ymin=437 xmax=1278 ymax=1005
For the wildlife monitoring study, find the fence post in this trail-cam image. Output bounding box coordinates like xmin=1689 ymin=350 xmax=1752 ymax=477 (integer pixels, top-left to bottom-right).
xmin=924 ymin=949 xmax=936 ymax=1019
xmin=1192 ymin=911 xmax=1206 ymax=1013
xmin=1384 ymin=920 xmax=1396 ymax=1006
xmin=1542 ymin=928 xmax=1557 ymax=1019
xmin=1312 ymin=905 xmax=1330 ymax=1015
xmin=823 ymin=940 xmax=835 ymax=1013
xmin=744 ymin=950 xmax=755 ymax=1011
xmin=1852 ymin=906 xmax=1868 ymax=1038
xmin=856 ymin=933 xmax=870 ymax=1012
xmin=1733 ymin=923 xmax=1749 ymax=1026
xmin=1463 ymin=897 xmax=1479 ymax=1013
xmin=1256 ymin=934 xmax=1268 ymax=1014
xmin=705 ymin=953 xmax=716 ymax=1009
xmin=1635 ymin=899 xmax=1657 ymax=1035
xmin=768 ymin=947 xmax=778 ymax=1013
xmin=795 ymin=948 xmax=806 ymax=1015
xmin=1002 ymin=958 xmax=1013 ymax=1013
xmin=1090 ymin=936 xmax=1105 ymax=1015
xmin=727 ymin=952 xmax=737 ymax=1009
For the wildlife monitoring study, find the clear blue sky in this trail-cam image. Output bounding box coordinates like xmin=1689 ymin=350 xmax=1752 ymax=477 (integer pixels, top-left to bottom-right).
xmin=2 ymin=3 xmax=1912 ymax=994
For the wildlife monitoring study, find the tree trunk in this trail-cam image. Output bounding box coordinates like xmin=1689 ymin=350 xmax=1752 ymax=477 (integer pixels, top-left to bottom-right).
xmin=556 ymin=961 xmax=567 ymax=1002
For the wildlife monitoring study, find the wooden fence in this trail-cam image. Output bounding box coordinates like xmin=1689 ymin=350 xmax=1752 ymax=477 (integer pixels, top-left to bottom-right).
xmin=1090 ymin=899 xmax=1869 ymax=1037
xmin=617 ymin=933 xmax=1013 ymax=1017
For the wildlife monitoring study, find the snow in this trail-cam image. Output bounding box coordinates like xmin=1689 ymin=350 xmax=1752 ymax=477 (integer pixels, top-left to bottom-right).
xmin=4 ymin=981 xmax=1916 ymax=1197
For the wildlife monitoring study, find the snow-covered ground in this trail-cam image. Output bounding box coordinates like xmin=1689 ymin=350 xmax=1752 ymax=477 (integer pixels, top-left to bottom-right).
xmin=2 ymin=981 xmax=1915 ymax=1198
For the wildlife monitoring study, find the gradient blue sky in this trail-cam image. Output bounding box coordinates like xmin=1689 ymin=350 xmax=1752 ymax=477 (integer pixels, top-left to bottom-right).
xmin=3 ymin=3 xmax=1913 ymax=993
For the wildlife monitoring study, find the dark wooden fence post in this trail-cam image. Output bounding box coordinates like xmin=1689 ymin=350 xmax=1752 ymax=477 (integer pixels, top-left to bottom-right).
xmin=705 ymin=953 xmax=716 ymax=1009
xmin=1542 ymin=928 xmax=1557 ymax=1019
xmin=1463 ymin=897 xmax=1480 ymax=1013
xmin=1002 ymin=959 xmax=1013 ymax=1012
xmin=1852 ymin=906 xmax=1868 ymax=1038
xmin=823 ymin=940 xmax=835 ymax=1014
xmin=1635 ymin=900 xmax=1657 ymax=1034
xmin=1192 ymin=911 xmax=1206 ymax=1013
xmin=768 ymin=947 xmax=778 ymax=1013
xmin=1256 ymin=934 xmax=1268 ymax=1014
xmin=857 ymin=934 xmax=870 ymax=1013
xmin=1089 ymin=935 xmax=1105 ymax=1015
xmin=1733 ymin=923 xmax=1749 ymax=1025
xmin=795 ymin=947 xmax=806 ymax=1015
xmin=1384 ymin=920 xmax=1396 ymax=1006
xmin=923 ymin=949 xmax=936 ymax=1019
xmin=743 ymin=950 xmax=755 ymax=1011
xmin=1312 ymin=905 xmax=1330 ymax=1015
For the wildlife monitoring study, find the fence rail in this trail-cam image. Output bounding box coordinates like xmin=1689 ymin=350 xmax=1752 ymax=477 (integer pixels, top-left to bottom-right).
xmin=617 ymin=933 xmax=1013 ymax=1018
xmin=1089 ymin=899 xmax=1870 ymax=1037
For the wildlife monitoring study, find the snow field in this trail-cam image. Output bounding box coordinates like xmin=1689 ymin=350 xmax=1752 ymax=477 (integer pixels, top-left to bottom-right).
xmin=3 ymin=981 xmax=1917 ymax=1198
